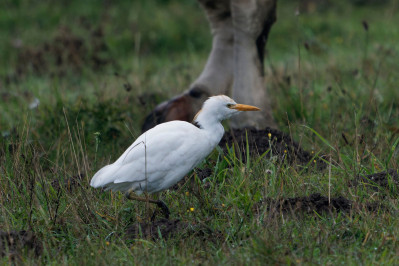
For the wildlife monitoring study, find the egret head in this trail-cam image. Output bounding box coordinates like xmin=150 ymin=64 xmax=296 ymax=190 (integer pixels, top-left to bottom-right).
xmin=194 ymin=95 xmax=260 ymax=125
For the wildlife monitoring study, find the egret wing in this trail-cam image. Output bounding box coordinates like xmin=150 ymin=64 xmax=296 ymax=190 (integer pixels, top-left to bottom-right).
xmin=112 ymin=122 xmax=199 ymax=184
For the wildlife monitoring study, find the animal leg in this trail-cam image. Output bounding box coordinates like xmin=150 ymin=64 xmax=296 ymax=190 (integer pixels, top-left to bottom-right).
xmin=230 ymin=0 xmax=278 ymax=129
xmin=191 ymin=0 xmax=234 ymax=96
xmin=142 ymin=0 xmax=234 ymax=132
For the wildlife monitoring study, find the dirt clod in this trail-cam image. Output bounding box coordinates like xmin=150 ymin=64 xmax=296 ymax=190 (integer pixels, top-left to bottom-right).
xmin=0 ymin=230 xmax=42 ymax=258
xmin=125 ymin=218 xmax=222 ymax=241
xmin=256 ymin=193 xmax=352 ymax=215
xmin=196 ymin=168 xmax=213 ymax=180
xmin=255 ymin=193 xmax=384 ymax=216
xmin=219 ymin=127 xmax=326 ymax=168
xmin=354 ymin=169 xmax=399 ymax=189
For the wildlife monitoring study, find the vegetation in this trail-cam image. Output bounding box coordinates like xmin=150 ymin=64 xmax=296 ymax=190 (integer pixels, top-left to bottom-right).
xmin=0 ymin=0 xmax=398 ymax=264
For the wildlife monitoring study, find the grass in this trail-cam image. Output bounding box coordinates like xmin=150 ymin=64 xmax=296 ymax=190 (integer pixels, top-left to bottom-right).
xmin=1 ymin=0 xmax=399 ymax=264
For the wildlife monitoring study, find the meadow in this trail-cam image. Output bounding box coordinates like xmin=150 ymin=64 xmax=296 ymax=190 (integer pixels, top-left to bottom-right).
xmin=0 ymin=0 xmax=398 ymax=264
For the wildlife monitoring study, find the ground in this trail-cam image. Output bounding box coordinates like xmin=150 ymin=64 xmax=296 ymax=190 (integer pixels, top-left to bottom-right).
xmin=0 ymin=0 xmax=399 ymax=264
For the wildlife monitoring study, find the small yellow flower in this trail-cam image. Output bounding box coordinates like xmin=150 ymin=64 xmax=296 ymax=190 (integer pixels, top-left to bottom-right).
xmin=311 ymin=150 xmax=315 ymax=154
xmin=313 ymin=160 xmax=316 ymax=163
xmin=222 ymin=203 xmax=225 ymax=207
xmin=106 ymin=241 xmax=110 ymax=246
xmin=190 ymin=207 xmax=195 ymax=212
xmin=268 ymin=133 xmax=272 ymax=139
xmin=284 ymin=150 xmax=287 ymax=153
xmin=185 ymin=191 xmax=189 ymax=196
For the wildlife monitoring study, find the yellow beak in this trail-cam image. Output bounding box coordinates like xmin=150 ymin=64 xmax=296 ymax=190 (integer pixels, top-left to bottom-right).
xmin=231 ymin=104 xmax=260 ymax=111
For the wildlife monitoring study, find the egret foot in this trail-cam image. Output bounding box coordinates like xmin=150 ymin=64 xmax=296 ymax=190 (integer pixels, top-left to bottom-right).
xmin=150 ymin=201 xmax=171 ymax=221
xmin=125 ymin=191 xmax=170 ymax=220
xmin=154 ymin=200 xmax=170 ymax=219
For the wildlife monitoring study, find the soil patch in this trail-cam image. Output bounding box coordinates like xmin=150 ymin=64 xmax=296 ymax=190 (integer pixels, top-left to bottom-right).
xmin=125 ymin=218 xmax=223 ymax=241
xmin=254 ymin=193 xmax=383 ymax=216
xmin=256 ymin=193 xmax=351 ymax=215
xmin=352 ymin=169 xmax=399 ymax=190
xmin=196 ymin=168 xmax=213 ymax=180
xmin=8 ymin=25 xmax=111 ymax=82
xmin=219 ymin=127 xmax=326 ymax=169
xmin=0 ymin=230 xmax=42 ymax=258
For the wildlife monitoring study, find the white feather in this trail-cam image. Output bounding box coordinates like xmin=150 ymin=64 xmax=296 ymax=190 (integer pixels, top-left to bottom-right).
xmin=90 ymin=95 xmax=259 ymax=194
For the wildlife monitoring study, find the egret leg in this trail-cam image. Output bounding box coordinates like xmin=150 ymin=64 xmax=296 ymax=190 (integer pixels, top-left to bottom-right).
xmin=125 ymin=191 xmax=170 ymax=219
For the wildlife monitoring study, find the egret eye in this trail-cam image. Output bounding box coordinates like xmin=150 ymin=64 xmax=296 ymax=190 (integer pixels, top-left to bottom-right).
xmin=226 ymin=103 xmax=235 ymax=108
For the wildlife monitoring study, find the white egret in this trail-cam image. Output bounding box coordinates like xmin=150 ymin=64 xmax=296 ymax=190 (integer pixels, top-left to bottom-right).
xmin=90 ymin=95 xmax=260 ymax=218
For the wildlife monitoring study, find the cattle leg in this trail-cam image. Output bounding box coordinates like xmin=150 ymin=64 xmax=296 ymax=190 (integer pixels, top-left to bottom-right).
xmin=142 ymin=0 xmax=278 ymax=132
xmin=191 ymin=0 xmax=235 ymax=97
xmin=230 ymin=0 xmax=278 ymax=129
xmin=142 ymin=0 xmax=233 ymax=132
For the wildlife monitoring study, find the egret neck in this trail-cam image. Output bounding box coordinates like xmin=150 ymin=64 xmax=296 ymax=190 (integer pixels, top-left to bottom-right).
xmin=193 ymin=107 xmax=226 ymax=147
